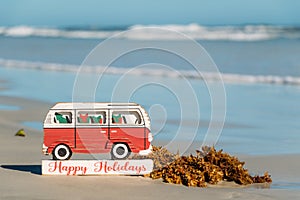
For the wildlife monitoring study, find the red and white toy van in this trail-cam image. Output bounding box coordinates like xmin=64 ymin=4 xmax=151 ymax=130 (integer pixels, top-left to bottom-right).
xmin=43 ymin=102 xmax=153 ymax=160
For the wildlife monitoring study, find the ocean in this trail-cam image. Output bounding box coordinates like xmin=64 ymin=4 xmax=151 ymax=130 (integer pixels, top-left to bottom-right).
xmin=0 ymin=24 xmax=300 ymax=155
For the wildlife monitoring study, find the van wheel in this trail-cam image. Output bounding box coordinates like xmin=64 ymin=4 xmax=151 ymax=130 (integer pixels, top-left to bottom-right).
xmin=111 ymin=143 xmax=131 ymax=160
xmin=53 ymin=144 xmax=72 ymax=160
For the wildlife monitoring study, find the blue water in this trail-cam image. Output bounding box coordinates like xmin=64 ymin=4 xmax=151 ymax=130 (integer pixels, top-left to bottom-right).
xmin=0 ymin=29 xmax=300 ymax=156
xmin=1 ymin=36 xmax=300 ymax=77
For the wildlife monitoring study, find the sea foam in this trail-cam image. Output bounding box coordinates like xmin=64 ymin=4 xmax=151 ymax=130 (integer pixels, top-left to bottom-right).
xmin=0 ymin=24 xmax=299 ymax=41
xmin=1 ymin=58 xmax=300 ymax=86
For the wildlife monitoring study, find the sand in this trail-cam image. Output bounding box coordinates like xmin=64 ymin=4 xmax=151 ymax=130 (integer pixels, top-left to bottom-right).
xmin=0 ymin=95 xmax=300 ymax=199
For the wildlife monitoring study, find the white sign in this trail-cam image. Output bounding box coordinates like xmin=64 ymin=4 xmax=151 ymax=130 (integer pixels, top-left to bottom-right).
xmin=42 ymin=159 xmax=153 ymax=176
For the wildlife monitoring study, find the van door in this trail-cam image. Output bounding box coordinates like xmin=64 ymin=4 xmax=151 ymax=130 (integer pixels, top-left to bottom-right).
xmin=44 ymin=110 xmax=75 ymax=151
xmin=109 ymin=109 xmax=145 ymax=153
xmin=75 ymin=110 xmax=109 ymax=153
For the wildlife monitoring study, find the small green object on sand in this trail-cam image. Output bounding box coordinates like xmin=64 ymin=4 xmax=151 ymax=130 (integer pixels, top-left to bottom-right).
xmin=15 ymin=129 xmax=26 ymax=137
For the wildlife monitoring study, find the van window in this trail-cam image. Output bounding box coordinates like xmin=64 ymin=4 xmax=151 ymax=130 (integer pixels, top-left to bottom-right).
xmin=77 ymin=111 xmax=107 ymax=125
xmin=112 ymin=111 xmax=142 ymax=125
xmin=54 ymin=112 xmax=72 ymax=124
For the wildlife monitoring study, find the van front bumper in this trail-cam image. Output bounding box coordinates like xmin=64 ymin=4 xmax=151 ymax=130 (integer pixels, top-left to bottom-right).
xmin=138 ymin=145 xmax=152 ymax=156
xmin=42 ymin=144 xmax=49 ymax=155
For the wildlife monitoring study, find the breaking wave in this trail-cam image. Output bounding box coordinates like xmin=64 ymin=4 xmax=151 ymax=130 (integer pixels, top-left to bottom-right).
xmin=1 ymin=58 xmax=300 ymax=86
xmin=0 ymin=24 xmax=300 ymax=41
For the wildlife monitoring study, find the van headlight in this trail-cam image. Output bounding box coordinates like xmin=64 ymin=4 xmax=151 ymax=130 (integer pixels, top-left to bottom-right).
xmin=148 ymin=132 xmax=153 ymax=142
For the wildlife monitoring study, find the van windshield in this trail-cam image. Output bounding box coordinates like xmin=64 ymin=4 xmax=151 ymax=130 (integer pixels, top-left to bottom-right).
xmin=54 ymin=112 xmax=72 ymax=123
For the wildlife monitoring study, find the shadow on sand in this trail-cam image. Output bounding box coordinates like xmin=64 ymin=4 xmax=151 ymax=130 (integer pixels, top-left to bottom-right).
xmin=1 ymin=165 xmax=41 ymax=175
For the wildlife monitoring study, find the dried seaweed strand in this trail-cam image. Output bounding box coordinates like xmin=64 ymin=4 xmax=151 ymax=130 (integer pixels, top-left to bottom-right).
xmin=132 ymin=146 xmax=272 ymax=187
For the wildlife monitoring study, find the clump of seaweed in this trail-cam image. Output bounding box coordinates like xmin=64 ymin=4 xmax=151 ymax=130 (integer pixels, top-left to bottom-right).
xmin=131 ymin=146 xmax=179 ymax=171
xmin=132 ymin=146 xmax=272 ymax=187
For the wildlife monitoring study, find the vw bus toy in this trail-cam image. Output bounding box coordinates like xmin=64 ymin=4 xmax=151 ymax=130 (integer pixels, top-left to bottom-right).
xmin=42 ymin=102 xmax=153 ymax=160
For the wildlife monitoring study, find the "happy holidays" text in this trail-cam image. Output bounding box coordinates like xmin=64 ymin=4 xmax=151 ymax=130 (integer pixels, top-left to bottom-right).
xmin=45 ymin=160 xmax=152 ymax=175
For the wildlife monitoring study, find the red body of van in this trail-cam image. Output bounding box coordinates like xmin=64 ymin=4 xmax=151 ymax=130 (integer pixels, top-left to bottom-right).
xmin=43 ymin=103 xmax=152 ymax=160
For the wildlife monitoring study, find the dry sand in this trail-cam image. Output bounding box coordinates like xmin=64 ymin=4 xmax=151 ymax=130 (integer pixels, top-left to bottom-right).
xmin=0 ymin=95 xmax=300 ymax=199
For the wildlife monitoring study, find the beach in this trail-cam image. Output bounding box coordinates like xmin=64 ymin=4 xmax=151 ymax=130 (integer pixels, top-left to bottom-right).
xmin=0 ymin=25 xmax=300 ymax=199
xmin=1 ymin=93 xmax=300 ymax=199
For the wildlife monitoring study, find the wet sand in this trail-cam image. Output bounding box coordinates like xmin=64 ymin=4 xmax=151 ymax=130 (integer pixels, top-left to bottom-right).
xmin=0 ymin=95 xmax=300 ymax=199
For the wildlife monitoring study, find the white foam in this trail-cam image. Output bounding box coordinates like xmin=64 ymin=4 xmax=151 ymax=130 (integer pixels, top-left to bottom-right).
xmin=1 ymin=58 xmax=300 ymax=86
xmin=0 ymin=24 xmax=299 ymax=41
xmin=129 ymin=24 xmax=279 ymax=41
xmin=1 ymin=26 xmax=117 ymax=39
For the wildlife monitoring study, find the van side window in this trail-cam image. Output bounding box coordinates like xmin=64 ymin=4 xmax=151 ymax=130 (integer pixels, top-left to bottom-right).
xmin=77 ymin=111 xmax=106 ymax=124
xmin=54 ymin=112 xmax=72 ymax=123
xmin=112 ymin=111 xmax=142 ymax=125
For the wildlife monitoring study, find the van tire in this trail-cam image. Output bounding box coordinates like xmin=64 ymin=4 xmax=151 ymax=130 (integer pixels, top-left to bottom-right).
xmin=53 ymin=144 xmax=72 ymax=160
xmin=111 ymin=143 xmax=131 ymax=160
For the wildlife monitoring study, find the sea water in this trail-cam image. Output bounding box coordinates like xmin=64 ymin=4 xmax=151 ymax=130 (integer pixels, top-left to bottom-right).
xmin=0 ymin=25 xmax=300 ymax=155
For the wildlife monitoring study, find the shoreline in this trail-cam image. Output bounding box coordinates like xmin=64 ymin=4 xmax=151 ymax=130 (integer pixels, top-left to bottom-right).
xmin=0 ymin=96 xmax=300 ymax=199
xmin=0 ymin=95 xmax=300 ymax=199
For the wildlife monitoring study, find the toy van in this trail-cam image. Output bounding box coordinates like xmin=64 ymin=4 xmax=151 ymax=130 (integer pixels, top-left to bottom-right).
xmin=43 ymin=102 xmax=153 ymax=160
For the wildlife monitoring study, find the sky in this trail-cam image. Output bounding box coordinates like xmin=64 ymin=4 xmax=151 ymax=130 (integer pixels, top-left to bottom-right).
xmin=0 ymin=0 xmax=299 ymax=27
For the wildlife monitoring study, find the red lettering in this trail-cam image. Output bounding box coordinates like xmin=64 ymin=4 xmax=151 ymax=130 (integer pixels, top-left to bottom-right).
xmin=74 ymin=166 xmax=80 ymax=175
xmin=46 ymin=160 xmax=151 ymax=175
xmin=124 ymin=161 xmax=129 ymax=171
xmin=128 ymin=165 xmax=135 ymax=171
xmin=113 ymin=162 xmax=119 ymax=171
xmin=47 ymin=161 xmax=89 ymax=175
xmin=136 ymin=166 xmax=142 ymax=174
xmin=61 ymin=165 xmax=67 ymax=174
xmin=58 ymin=161 xmax=62 ymax=173
xmin=120 ymin=164 xmax=125 ymax=171
xmin=107 ymin=165 xmax=113 ymax=172
xmin=48 ymin=161 xmax=57 ymax=172
xmin=68 ymin=166 xmax=74 ymax=175
xmin=104 ymin=161 xmax=108 ymax=173
xmin=94 ymin=161 xmax=103 ymax=172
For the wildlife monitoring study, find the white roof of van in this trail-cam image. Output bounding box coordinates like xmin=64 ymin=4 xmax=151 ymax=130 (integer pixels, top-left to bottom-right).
xmin=51 ymin=102 xmax=140 ymax=110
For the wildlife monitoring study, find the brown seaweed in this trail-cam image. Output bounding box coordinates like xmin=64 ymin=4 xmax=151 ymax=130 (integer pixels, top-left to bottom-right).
xmin=131 ymin=146 xmax=179 ymax=171
xmin=131 ymin=146 xmax=272 ymax=187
